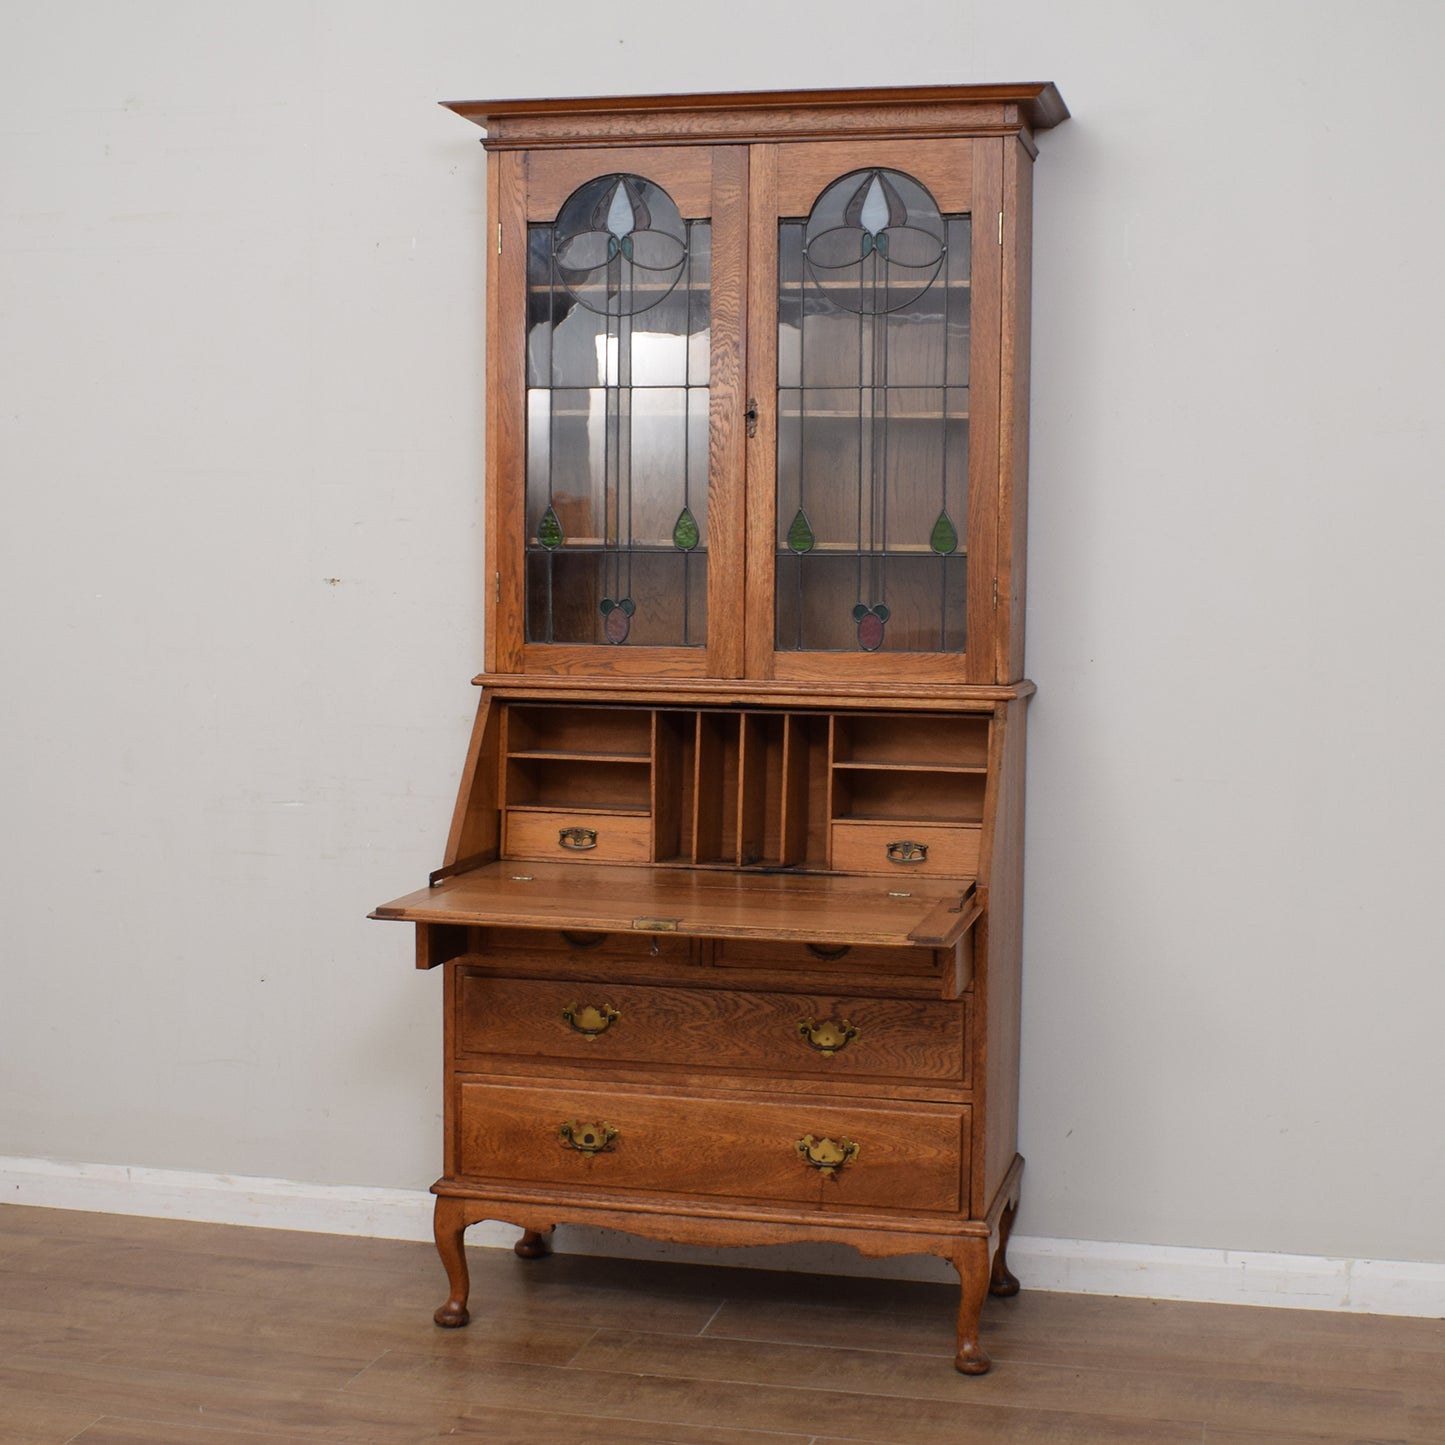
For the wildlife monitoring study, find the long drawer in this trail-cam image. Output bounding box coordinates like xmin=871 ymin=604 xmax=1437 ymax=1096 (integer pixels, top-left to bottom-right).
xmin=455 ymin=1078 xmax=968 ymax=1213
xmin=456 ymin=973 xmax=967 ymax=1083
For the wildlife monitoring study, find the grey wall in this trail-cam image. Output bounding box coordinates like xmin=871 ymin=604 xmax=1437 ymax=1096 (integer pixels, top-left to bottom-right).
xmin=3 ymin=0 xmax=1442 ymax=1264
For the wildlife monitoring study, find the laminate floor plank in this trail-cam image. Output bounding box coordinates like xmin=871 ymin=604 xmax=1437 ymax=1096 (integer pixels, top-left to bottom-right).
xmin=0 ymin=1360 xmax=519 ymax=1445
xmin=67 ymin=1421 xmax=322 ymax=1445
xmin=0 ymin=1381 xmax=101 ymax=1445
xmin=1200 ymin=1430 xmax=1408 ymax=1444
xmin=566 ymin=1328 xmax=1410 ymax=1439
xmin=449 ymin=1406 xmax=811 ymax=1443
xmin=706 ymin=1288 xmax=1445 ymax=1390
xmin=1 ymin=1206 xmax=1441 ymax=1445
xmin=343 ymin=1350 xmax=1208 ymax=1444
xmin=810 ymin=1418 xmax=1204 ymax=1445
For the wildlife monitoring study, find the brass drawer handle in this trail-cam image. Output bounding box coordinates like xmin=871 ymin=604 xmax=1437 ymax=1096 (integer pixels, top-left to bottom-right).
xmin=796 ymin=1134 xmax=859 ymax=1176
xmin=886 ymin=840 xmax=928 ymax=864
xmin=797 ymin=1018 xmax=859 ymax=1058
xmin=559 ymin=1120 xmax=617 ymax=1155
xmin=561 ymin=1002 xmax=620 ymax=1039
xmin=804 ymin=942 xmax=851 ymax=961
xmin=559 ymin=826 xmax=598 ymax=851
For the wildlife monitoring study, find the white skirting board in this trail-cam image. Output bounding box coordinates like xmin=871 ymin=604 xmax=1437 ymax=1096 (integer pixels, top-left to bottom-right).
xmin=3 ymin=1155 xmax=1442 ymax=1318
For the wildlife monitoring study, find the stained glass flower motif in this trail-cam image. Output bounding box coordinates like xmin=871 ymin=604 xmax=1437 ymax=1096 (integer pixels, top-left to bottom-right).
xmin=672 ymin=506 xmax=700 ymax=552
xmin=536 ymin=505 xmax=564 ymax=550
xmin=600 ymin=596 xmax=636 ymax=644
xmin=786 ymin=508 xmax=816 ymax=554
xmin=852 ymin=603 xmax=891 ymax=652
xmin=553 ymin=174 xmax=688 ymax=316
xmin=803 ymin=168 xmax=946 ymax=315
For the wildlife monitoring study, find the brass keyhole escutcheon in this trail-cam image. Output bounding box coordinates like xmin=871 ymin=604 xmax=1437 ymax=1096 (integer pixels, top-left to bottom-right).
xmin=795 ymin=1134 xmax=859 ymax=1177
xmin=559 ymin=1120 xmax=618 ymax=1155
xmin=797 ymin=1018 xmax=859 ymax=1058
xmin=561 ymin=1002 xmax=620 ymax=1039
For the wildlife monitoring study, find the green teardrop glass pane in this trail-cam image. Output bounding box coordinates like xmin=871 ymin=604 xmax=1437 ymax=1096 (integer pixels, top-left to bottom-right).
xmin=672 ymin=506 xmax=700 ymax=552
xmin=929 ymin=509 xmax=958 ymax=556
xmin=537 ymin=505 xmax=563 ymax=550
xmin=786 ymin=508 xmax=815 ymax=554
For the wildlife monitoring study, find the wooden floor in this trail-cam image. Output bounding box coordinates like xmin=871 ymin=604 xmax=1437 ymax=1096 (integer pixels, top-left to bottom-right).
xmin=1 ymin=1206 xmax=1440 ymax=1444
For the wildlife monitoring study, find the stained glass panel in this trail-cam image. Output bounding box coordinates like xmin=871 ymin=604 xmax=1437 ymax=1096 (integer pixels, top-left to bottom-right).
xmin=776 ymin=178 xmax=970 ymax=654
xmin=526 ymin=174 xmax=710 ymax=647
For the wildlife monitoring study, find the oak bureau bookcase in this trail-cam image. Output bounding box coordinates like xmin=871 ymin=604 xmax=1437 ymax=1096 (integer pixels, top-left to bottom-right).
xmin=372 ymin=82 xmax=1068 ymax=1374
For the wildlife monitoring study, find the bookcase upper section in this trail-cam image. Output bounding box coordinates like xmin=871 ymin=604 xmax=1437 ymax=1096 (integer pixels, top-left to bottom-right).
xmin=445 ymin=84 xmax=1065 ymax=688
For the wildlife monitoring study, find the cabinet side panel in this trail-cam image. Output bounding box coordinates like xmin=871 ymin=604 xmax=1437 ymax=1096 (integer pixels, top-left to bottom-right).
xmin=443 ymin=694 xmax=502 ymax=867
xmin=965 ymin=140 xmax=1003 ymax=684
xmin=999 ymin=138 xmax=1036 ymax=684
xmin=976 ymin=697 xmax=1027 ymax=1215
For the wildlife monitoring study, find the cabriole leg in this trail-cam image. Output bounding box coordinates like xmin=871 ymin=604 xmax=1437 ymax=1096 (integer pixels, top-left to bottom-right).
xmin=514 ymin=1228 xmax=553 ymax=1259
xmin=951 ymin=1236 xmax=993 ymax=1375
xmin=432 ymin=1195 xmax=472 ymax=1328
xmin=990 ymin=1198 xmax=1021 ymax=1297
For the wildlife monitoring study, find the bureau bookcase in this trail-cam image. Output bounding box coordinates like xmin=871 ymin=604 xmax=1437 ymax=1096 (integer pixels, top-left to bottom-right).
xmin=373 ymin=83 xmax=1067 ymax=1373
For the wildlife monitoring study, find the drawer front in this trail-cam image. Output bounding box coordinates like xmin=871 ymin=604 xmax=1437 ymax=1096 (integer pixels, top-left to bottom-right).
xmin=479 ymin=927 xmax=693 ymax=965
xmin=830 ymin=822 xmax=980 ymax=878
xmin=505 ymin=810 xmax=651 ymax=864
xmin=457 ymin=974 xmax=966 ymax=1083
xmin=456 ymin=1079 xmax=966 ymax=1213
xmin=708 ymin=937 xmax=937 ymax=979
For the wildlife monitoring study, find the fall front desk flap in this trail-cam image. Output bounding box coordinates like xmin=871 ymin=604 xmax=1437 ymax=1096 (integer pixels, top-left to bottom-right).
xmin=371 ymin=861 xmax=978 ymax=950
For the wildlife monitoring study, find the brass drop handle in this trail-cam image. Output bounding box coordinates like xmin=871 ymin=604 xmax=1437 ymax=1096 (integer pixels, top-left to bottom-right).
xmin=797 ymin=1018 xmax=859 ymax=1058
xmin=559 ymin=1120 xmax=618 ymax=1155
xmin=559 ymin=826 xmax=598 ymax=851
xmin=561 ymin=1002 xmax=620 ymax=1039
xmin=796 ymin=1134 xmax=859 ymax=1176
xmin=886 ymin=840 xmax=928 ymax=864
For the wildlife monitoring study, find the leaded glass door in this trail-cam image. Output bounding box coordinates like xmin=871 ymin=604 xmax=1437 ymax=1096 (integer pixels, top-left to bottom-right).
xmin=489 ymin=146 xmax=746 ymax=677
xmin=744 ymin=139 xmax=1003 ymax=683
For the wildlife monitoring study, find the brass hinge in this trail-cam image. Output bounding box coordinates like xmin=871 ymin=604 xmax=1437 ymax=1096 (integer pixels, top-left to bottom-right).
xmin=495 ymin=571 xmax=501 ymax=603
xmin=496 ymin=222 xmax=502 ymax=255
xmin=992 ymin=577 xmax=999 ymax=609
xmin=998 ymin=211 xmax=1004 ymax=246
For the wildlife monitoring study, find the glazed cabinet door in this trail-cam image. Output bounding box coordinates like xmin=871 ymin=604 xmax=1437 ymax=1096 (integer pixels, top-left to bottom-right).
xmin=744 ymin=139 xmax=1005 ymax=684
xmin=488 ymin=146 xmax=748 ymax=677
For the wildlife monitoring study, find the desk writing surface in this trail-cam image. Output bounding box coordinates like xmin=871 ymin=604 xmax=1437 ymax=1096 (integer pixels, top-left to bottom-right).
xmin=372 ymin=861 xmax=977 ymax=948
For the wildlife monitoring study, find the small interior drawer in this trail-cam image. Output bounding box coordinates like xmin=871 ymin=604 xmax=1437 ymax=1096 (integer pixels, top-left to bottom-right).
xmin=505 ymin=810 xmax=651 ymax=864
xmin=830 ymin=822 xmax=980 ymax=878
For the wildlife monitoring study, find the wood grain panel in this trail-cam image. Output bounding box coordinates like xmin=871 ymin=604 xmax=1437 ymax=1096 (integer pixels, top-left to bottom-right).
xmin=455 ymin=1079 xmax=967 ymax=1212
xmin=523 ymin=146 xmax=714 ymax=217
xmin=773 ymin=138 xmax=974 ymax=214
xmin=375 ymin=861 xmax=977 ymax=949
xmin=456 ymin=974 xmax=967 ymax=1083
